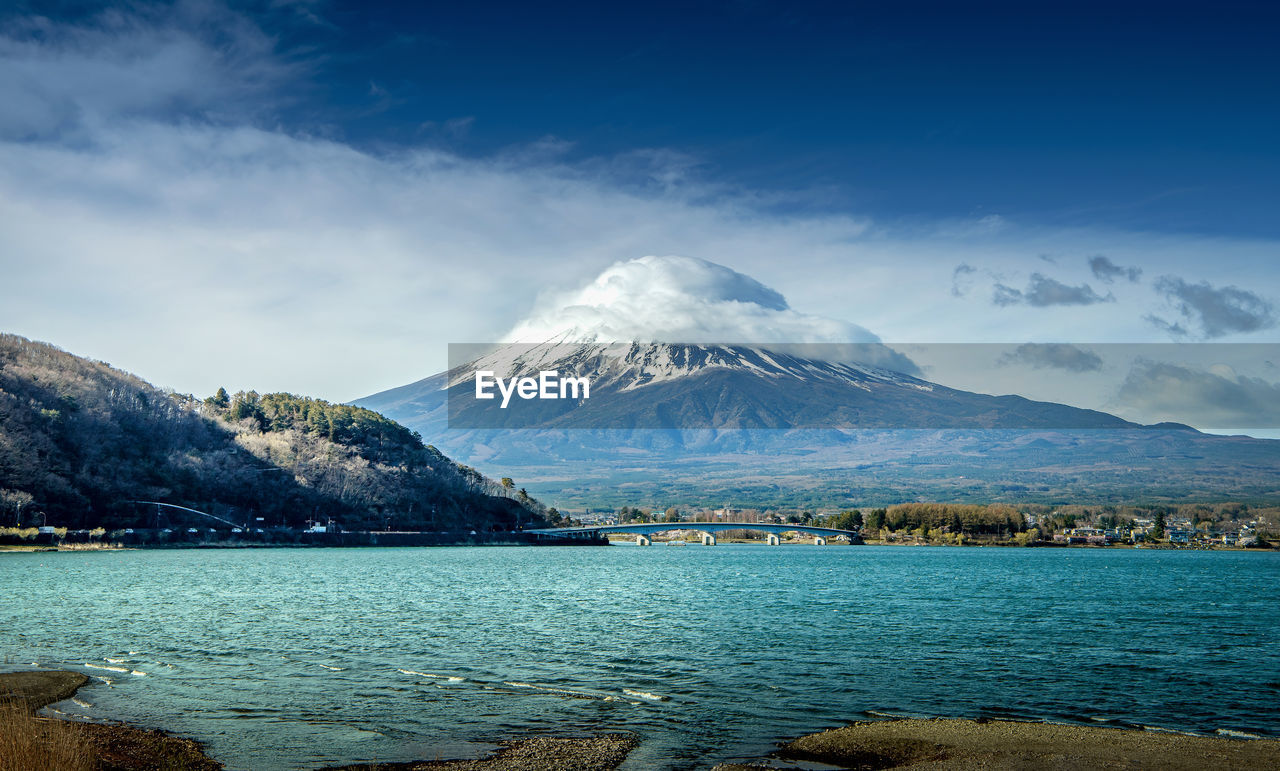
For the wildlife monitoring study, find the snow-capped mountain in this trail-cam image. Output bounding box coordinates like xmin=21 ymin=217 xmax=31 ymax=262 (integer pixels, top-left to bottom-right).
xmin=448 ymin=340 xmax=930 ymax=394
xmin=412 ymin=340 xmax=1137 ymax=430
xmin=355 ymin=340 xmax=1280 ymax=507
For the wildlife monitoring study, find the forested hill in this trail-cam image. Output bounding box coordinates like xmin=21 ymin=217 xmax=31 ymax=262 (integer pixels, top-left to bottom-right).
xmin=0 ymin=334 xmax=548 ymax=532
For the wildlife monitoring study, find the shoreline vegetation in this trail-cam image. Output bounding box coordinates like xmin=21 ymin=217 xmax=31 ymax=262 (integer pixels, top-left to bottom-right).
xmin=4 ymin=537 xmax=1276 ymax=552
xmin=0 ymin=670 xmax=219 ymax=771
xmin=0 ymin=533 xmax=609 ymax=552
xmin=602 ymin=533 xmax=1279 ymax=551
xmin=5 ymin=671 xmax=1278 ymax=770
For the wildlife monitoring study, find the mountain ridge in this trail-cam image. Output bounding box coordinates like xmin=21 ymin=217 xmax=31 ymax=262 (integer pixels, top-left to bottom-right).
xmin=0 ymin=333 xmax=547 ymax=531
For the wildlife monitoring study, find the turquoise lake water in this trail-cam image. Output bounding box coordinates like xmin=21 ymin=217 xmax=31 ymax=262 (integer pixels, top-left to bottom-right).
xmin=4 ymin=545 xmax=1279 ymax=769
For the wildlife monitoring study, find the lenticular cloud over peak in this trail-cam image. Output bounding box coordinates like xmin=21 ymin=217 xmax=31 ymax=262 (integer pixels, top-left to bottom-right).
xmin=504 ymin=255 xmax=881 ymax=345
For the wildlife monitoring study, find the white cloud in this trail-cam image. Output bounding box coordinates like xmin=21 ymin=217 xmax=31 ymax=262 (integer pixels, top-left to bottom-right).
xmin=0 ymin=118 xmax=878 ymax=400
xmin=1 ymin=3 xmax=1278 ymax=404
xmin=997 ymin=343 xmax=1104 ymax=372
xmin=992 ymin=273 xmax=1114 ymax=307
xmin=0 ymin=3 xmax=292 ymax=140
xmin=1116 ymin=359 xmax=1280 ymax=428
xmin=1148 ymin=276 xmax=1276 ymax=339
xmin=505 ymin=255 xmax=880 ymax=344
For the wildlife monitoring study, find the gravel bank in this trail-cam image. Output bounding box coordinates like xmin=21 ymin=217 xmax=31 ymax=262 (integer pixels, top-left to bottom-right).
xmin=325 ymin=734 xmax=639 ymax=771
xmin=717 ymin=717 xmax=1279 ymax=770
xmin=0 ymin=670 xmax=222 ymax=770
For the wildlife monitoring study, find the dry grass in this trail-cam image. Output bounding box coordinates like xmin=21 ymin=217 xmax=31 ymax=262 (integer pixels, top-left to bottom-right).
xmin=0 ymin=699 xmax=97 ymax=771
xmin=0 ymin=671 xmax=221 ymax=771
xmin=778 ymin=718 xmax=1280 ymax=770
xmin=0 ymin=702 xmax=223 ymax=771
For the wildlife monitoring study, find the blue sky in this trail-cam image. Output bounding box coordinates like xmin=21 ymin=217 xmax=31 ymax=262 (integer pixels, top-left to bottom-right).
xmin=13 ymin=0 xmax=1279 ymax=233
xmin=329 ymin=1 xmax=1280 ymax=237
xmin=1 ymin=0 xmax=1278 ymax=408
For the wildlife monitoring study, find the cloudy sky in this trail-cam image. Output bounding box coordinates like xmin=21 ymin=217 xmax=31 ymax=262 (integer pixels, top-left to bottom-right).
xmin=2 ymin=1 xmax=1278 ymax=419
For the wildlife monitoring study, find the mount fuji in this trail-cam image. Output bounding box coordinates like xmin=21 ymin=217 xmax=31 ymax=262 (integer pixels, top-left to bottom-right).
xmin=372 ymin=339 xmax=1137 ymax=431
xmin=355 ymin=257 xmax=1280 ymax=508
xmin=356 ymin=339 xmax=1280 ymax=508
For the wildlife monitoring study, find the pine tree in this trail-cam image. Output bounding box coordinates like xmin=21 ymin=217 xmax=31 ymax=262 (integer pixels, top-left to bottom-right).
xmin=1151 ymin=509 xmax=1167 ymax=540
xmin=205 ymin=387 xmax=230 ymax=409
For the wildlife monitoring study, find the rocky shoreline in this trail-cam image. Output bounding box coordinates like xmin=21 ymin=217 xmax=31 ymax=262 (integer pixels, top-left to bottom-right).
xmin=6 ymin=670 xmax=1279 ymax=769
xmin=320 ymin=735 xmax=639 ymax=771
xmin=0 ymin=670 xmax=637 ymax=770
xmin=0 ymin=670 xmax=221 ymax=770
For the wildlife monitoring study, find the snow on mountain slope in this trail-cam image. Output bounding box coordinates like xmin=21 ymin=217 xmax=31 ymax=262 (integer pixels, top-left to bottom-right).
xmin=424 ymin=338 xmax=1139 ymax=432
xmin=447 ymin=340 xmax=932 ymax=395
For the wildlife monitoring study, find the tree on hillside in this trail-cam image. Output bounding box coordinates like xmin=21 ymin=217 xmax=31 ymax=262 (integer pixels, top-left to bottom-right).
xmin=0 ymin=336 xmax=547 ymax=533
xmin=827 ymin=510 xmax=863 ymax=531
xmin=0 ymin=489 xmax=35 ymax=526
xmin=1151 ymin=509 xmax=1167 ymax=540
xmin=205 ymin=387 xmax=230 ymax=408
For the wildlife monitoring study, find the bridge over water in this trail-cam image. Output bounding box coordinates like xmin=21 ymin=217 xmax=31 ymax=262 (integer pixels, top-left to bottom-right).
xmin=524 ymin=522 xmax=860 ymax=546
